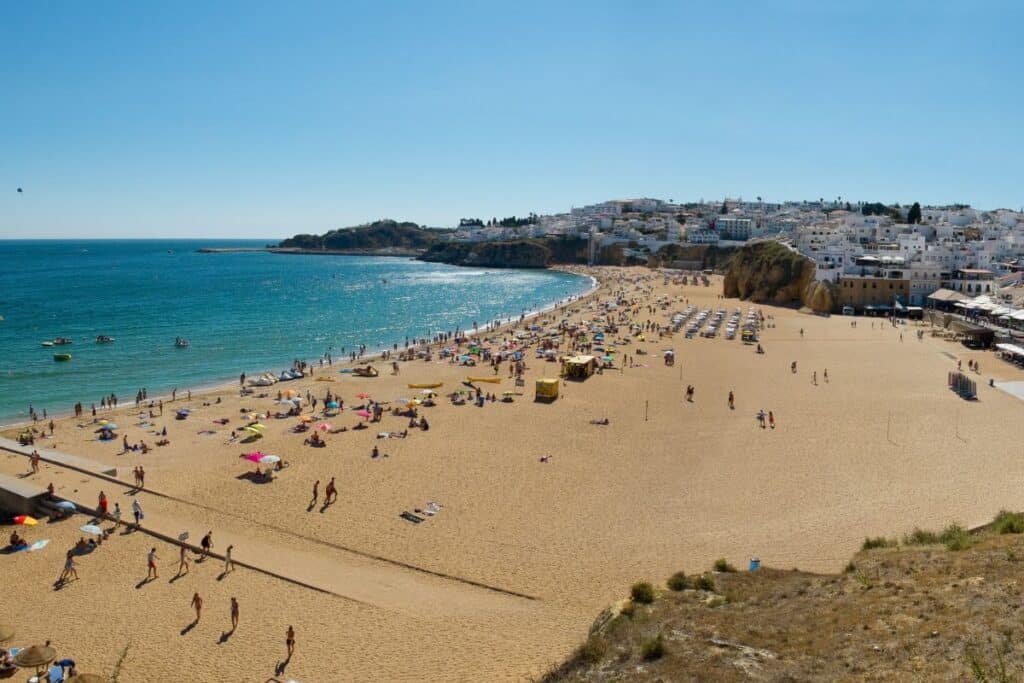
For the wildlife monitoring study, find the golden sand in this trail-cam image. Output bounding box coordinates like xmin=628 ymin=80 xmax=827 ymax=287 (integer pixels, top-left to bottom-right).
xmin=4 ymin=267 xmax=1024 ymax=681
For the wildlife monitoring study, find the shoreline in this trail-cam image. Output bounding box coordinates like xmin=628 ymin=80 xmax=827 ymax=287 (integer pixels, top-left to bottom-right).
xmin=0 ymin=269 xmax=600 ymax=430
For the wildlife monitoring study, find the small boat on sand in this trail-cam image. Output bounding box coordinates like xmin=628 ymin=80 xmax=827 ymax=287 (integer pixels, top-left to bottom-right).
xmin=466 ymin=376 xmax=502 ymax=384
xmin=53 ymin=353 xmax=72 ymax=362
xmin=407 ymin=382 xmax=443 ymax=389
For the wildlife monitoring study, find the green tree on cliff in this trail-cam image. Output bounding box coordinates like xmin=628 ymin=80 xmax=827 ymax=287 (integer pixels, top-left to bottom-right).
xmin=907 ymin=202 xmax=922 ymax=224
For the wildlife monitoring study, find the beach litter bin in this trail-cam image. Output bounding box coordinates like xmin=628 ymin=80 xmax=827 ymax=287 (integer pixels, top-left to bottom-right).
xmin=749 ymin=557 xmax=760 ymax=571
xmin=534 ymin=378 xmax=559 ymax=402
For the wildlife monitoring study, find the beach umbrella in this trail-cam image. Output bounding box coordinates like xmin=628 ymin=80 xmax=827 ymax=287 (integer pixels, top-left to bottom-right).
xmin=316 ymin=423 xmax=331 ymax=431
xmin=13 ymin=644 xmax=56 ymax=669
xmin=249 ymin=423 xmax=266 ymax=430
xmin=67 ymin=674 xmax=109 ymax=683
xmin=356 ymin=392 xmax=371 ymax=399
xmin=240 ymin=453 xmax=263 ymax=463
xmin=326 ymin=401 xmax=339 ymax=409
xmin=0 ymin=623 xmax=13 ymax=643
xmin=299 ymin=415 xmax=313 ymax=423
xmin=259 ymin=455 xmax=280 ymax=465
xmin=80 ymin=524 xmax=103 ymax=536
xmin=242 ymin=426 xmax=263 ymax=436
xmin=54 ymin=501 xmax=76 ymax=511
xmin=13 ymin=515 xmax=37 ymax=526
xmin=98 ymin=419 xmax=109 ymax=425
xmin=355 ymin=410 xmax=371 ymax=419
xmin=284 ymin=389 xmax=297 ymax=399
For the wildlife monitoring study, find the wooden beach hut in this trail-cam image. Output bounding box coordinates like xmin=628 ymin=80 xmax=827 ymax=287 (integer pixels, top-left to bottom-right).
xmin=562 ymin=355 xmax=598 ymax=381
xmin=534 ymin=378 xmax=560 ymax=402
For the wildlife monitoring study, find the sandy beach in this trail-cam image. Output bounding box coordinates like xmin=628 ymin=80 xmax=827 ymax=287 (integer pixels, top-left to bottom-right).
xmin=4 ymin=266 xmax=1024 ymax=681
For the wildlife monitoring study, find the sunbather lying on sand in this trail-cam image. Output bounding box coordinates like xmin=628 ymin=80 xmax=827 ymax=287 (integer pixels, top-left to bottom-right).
xmin=589 ymin=418 xmax=610 ymax=425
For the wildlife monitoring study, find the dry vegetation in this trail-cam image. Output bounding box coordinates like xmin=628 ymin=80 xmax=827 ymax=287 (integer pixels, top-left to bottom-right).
xmin=542 ymin=513 xmax=1024 ymax=682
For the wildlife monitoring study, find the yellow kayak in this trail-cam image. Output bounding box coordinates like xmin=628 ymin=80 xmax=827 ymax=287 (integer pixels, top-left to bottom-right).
xmin=466 ymin=376 xmax=501 ymax=384
xmin=408 ymin=382 xmax=443 ymax=389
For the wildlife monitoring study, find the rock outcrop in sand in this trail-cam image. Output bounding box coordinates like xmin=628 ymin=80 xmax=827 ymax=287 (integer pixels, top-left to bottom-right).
xmin=723 ymin=241 xmax=836 ymax=312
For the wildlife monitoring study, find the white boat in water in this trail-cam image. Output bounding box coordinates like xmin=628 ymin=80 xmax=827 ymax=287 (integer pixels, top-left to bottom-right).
xmin=174 ymin=337 xmax=190 ymax=348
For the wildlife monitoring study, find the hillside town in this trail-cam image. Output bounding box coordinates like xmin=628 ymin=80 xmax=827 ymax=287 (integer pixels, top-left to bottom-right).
xmin=448 ymin=197 xmax=1024 ymax=315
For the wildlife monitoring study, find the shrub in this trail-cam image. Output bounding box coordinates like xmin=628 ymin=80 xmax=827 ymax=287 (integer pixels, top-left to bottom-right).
xmin=862 ymin=536 xmax=896 ymax=550
xmin=631 ymin=582 xmax=655 ymax=604
xmin=619 ymin=601 xmax=636 ymax=618
xmin=693 ymin=574 xmax=715 ymax=592
xmin=994 ymin=510 xmax=1024 ymax=535
xmin=667 ymin=571 xmax=688 ymax=591
xmin=904 ymin=527 xmax=941 ymax=546
xmin=844 ymin=561 xmax=856 ymax=573
xmin=713 ymin=558 xmax=737 ymax=573
xmin=640 ymin=634 xmax=665 ymax=661
xmin=941 ymin=524 xmax=974 ymax=551
xmin=578 ymin=635 xmax=607 ymax=664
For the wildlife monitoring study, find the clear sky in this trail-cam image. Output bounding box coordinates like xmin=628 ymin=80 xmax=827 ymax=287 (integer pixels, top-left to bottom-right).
xmin=2 ymin=1 xmax=1022 ymax=238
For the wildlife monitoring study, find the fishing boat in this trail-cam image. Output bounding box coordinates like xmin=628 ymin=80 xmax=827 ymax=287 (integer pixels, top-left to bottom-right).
xmin=96 ymin=335 xmax=115 ymax=344
xmin=53 ymin=353 xmax=72 ymax=362
xmin=174 ymin=337 xmax=190 ymax=348
xmin=53 ymin=337 xmax=73 ymax=345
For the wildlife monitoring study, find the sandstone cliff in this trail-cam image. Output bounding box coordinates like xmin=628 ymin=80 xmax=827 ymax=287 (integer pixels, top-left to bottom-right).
xmin=723 ymin=241 xmax=836 ymax=312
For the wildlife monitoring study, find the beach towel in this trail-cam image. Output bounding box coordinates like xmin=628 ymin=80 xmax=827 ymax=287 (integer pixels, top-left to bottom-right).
xmin=400 ymin=512 xmax=424 ymax=524
xmin=25 ymin=539 xmax=49 ymax=552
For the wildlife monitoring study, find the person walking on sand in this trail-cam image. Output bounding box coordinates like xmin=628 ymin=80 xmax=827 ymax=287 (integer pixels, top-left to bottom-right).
xmin=325 ymin=477 xmax=337 ymax=504
xmin=176 ymin=545 xmax=190 ymax=576
xmin=147 ymin=547 xmax=159 ymax=580
xmin=728 ymin=391 xmax=735 ymax=410
xmin=138 ymin=466 xmax=145 ymax=488
xmin=769 ymin=411 xmax=775 ymax=429
xmin=230 ymin=597 xmax=239 ymax=631
xmin=200 ymin=531 xmax=213 ymax=561
xmin=30 ymin=449 xmax=40 ymax=474
xmin=191 ymin=592 xmax=203 ymax=622
xmin=112 ymin=502 xmax=122 ymax=528
xmin=132 ymin=499 xmax=144 ymax=528
xmin=59 ymin=550 xmax=78 ymax=583
xmin=309 ymin=480 xmax=319 ymax=507
xmin=824 ymin=368 xmax=829 ymax=383
xmin=286 ymin=625 xmax=295 ymax=659
xmin=224 ymin=544 xmax=234 ymax=573
xmin=812 ymin=371 xmax=817 ymax=386
xmin=97 ymin=491 xmax=108 ymax=518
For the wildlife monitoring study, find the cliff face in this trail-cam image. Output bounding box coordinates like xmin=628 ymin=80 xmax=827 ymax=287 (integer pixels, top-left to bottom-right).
xmin=419 ymin=240 xmax=551 ymax=268
xmin=723 ymin=241 xmax=834 ymax=312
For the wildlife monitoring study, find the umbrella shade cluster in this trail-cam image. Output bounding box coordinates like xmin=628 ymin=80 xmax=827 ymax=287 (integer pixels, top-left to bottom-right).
xmin=240 ymin=453 xmax=279 ymax=465
xmin=13 ymin=643 xmax=56 ymax=669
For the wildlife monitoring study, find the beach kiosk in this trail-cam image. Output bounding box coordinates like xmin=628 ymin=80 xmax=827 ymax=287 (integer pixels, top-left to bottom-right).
xmin=534 ymin=378 xmax=560 ymax=402
xmin=562 ymin=354 xmax=598 ymax=381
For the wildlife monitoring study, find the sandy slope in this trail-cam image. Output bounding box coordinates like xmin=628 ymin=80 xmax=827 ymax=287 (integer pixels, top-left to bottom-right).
xmin=4 ymin=267 xmax=1024 ymax=681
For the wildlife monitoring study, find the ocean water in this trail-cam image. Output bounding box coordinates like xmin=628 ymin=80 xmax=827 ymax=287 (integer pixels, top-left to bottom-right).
xmin=0 ymin=240 xmax=591 ymax=424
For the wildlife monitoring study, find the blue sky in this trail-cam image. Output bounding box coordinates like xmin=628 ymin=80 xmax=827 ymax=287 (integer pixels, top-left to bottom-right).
xmin=2 ymin=1 xmax=1022 ymax=238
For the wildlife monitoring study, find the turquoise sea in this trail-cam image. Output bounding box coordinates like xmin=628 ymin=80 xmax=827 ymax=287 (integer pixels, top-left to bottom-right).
xmin=0 ymin=240 xmax=591 ymax=424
